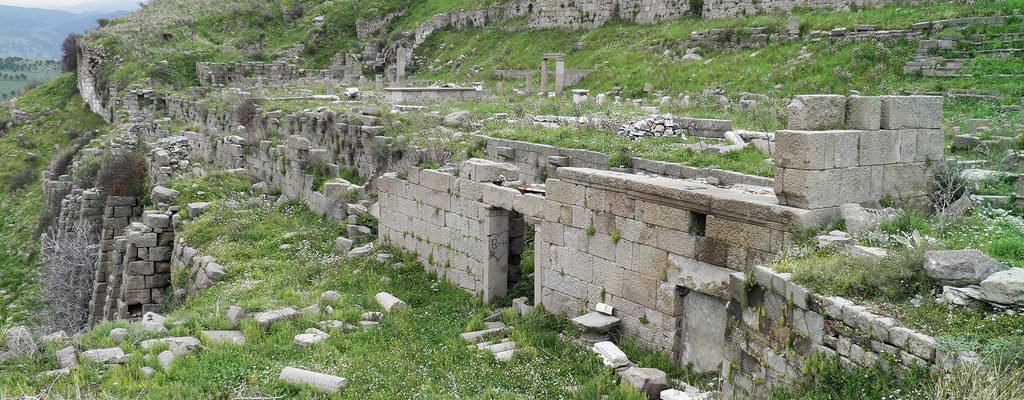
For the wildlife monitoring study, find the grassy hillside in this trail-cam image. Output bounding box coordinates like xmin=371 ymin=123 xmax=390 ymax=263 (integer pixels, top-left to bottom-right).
xmin=0 ymin=74 xmax=108 ymax=325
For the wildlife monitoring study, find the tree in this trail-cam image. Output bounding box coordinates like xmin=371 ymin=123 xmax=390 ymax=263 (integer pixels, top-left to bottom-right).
xmin=61 ymin=34 xmax=81 ymax=73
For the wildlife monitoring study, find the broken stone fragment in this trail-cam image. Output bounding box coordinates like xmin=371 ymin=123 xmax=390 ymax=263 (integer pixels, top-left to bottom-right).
xmin=375 ymin=292 xmax=407 ymax=312
xmin=593 ymin=341 xmax=630 ymax=369
xmin=279 ymin=367 xmax=348 ymax=394
xmin=619 ymin=367 xmax=668 ymax=399
xmin=923 ymin=250 xmax=1006 ymax=287
xmin=202 ymin=330 xmax=246 ymax=345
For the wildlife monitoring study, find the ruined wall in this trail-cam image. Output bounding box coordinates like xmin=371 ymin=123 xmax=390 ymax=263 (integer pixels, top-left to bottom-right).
xmin=480 ymin=135 xmax=773 ymax=187
xmin=89 ymin=195 xmax=143 ymax=323
xmin=377 ymin=161 xmax=539 ymax=301
xmin=775 ymin=95 xmax=945 ymax=210
xmin=702 ymin=0 xmax=904 ymax=19
xmin=196 ymin=61 xmax=301 ymax=86
xmin=723 ymin=265 xmax=951 ymax=398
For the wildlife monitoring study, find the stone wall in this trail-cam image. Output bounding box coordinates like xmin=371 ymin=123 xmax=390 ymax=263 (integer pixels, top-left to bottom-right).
xmin=377 ymin=161 xmax=536 ymax=301
xmin=774 ymin=95 xmax=945 ymax=210
xmin=196 ymin=61 xmax=302 ymax=86
xmin=538 ymin=168 xmax=829 ymax=371
xmin=108 ymin=210 xmax=175 ymax=319
xmin=480 ymin=134 xmax=774 ymax=187
xmin=701 ymin=0 xmax=905 ymax=19
xmin=723 ymin=265 xmax=954 ymax=398
xmin=89 ymin=195 xmax=143 ymax=323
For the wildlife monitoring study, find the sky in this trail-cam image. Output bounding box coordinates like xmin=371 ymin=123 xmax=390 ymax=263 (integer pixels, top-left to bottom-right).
xmin=0 ymin=0 xmax=139 ymax=11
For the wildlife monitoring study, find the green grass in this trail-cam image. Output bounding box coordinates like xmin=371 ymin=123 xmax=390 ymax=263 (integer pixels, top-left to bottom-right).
xmin=0 ymin=174 xmax=710 ymax=398
xmin=0 ymin=74 xmax=109 ymax=325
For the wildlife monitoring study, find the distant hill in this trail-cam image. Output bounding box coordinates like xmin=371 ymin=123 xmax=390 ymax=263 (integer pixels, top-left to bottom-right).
xmin=0 ymin=5 xmax=129 ymax=59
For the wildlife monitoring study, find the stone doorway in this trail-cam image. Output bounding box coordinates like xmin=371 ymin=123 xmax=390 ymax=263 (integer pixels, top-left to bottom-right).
xmin=482 ymin=207 xmax=526 ymax=301
xmin=673 ymin=285 xmax=728 ymax=373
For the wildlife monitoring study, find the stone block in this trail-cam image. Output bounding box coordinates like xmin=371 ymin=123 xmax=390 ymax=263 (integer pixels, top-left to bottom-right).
xmin=880 ymin=96 xmax=943 ymax=129
xmin=279 ymin=367 xmax=348 ymax=394
xmin=375 ymin=292 xmax=407 ymax=312
xmin=788 ymin=95 xmax=846 ymax=130
xmin=915 ymin=129 xmax=945 ymax=162
xmin=845 ymin=96 xmax=880 ymax=130
xmin=775 ymin=130 xmax=835 ymax=170
xmin=858 ymin=130 xmax=901 ymax=166
xmin=776 ymin=167 xmax=872 ymax=209
xmin=705 ymin=216 xmax=770 ymax=252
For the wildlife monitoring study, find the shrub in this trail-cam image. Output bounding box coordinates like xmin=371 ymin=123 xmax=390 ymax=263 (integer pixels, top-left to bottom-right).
xmin=74 ymin=155 xmax=103 ymax=189
xmin=96 ymin=151 xmax=147 ymax=197
xmin=6 ymin=166 xmax=35 ymax=192
xmin=39 ymin=220 xmax=97 ymax=333
xmin=231 ymin=96 xmax=258 ymax=127
xmin=61 ymin=34 xmax=81 ymax=73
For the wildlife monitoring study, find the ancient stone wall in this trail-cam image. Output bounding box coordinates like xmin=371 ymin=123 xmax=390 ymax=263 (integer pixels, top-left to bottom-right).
xmin=109 ymin=211 xmax=175 ymax=320
xmin=723 ymin=265 xmax=951 ymax=398
xmin=701 ymin=0 xmax=903 ymax=19
xmin=480 ymin=135 xmax=774 ymax=187
xmin=89 ymin=195 xmax=143 ymax=323
xmin=377 ymin=164 xmax=538 ymax=301
xmin=775 ymin=95 xmax=945 ymax=210
xmin=196 ymin=61 xmax=301 ymax=86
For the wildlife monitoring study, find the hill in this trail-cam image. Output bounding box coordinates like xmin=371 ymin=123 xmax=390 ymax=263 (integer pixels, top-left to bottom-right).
xmin=0 ymin=5 xmax=128 ymax=58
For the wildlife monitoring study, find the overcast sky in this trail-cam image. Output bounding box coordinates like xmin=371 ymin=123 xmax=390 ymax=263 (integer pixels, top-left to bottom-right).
xmin=0 ymin=0 xmax=139 ymax=11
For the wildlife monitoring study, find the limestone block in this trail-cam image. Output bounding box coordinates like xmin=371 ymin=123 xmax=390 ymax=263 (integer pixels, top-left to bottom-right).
xmin=461 ymin=158 xmax=520 ymax=182
xmin=705 ymin=216 xmax=770 ymax=253
xmin=286 ymin=135 xmax=310 ymax=150
xmin=880 ymin=96 xmax=943 ymax=129
xmin=776 ymin=167 xmax=873 ymax=209
xmin=858 ymin=130 xmax=901 ymax=166
xmin=774 ymin=130 xmax=835 ymax=170
xmin=620 ymin=367 xmax=669 ymax=399
xmin=56 ymin=346 xmax=77 ymax=369
xmin=845 ymin=96 xmax=881 ymax=130
xmin=279 ymin=367 xmax=348 ymax=394
xmin=143 ymin=213 xmax=170 ymax=229
xmin=787 ymin=95 xmax=846 ymax=130
xmin=151 ymin=186 xmax=180 ymax=204
xmin=593 ymin=341 xmax=630 ymax=368
xmin=81 ymin=347 xmax=129 ymax=364
xmin=375 ymin=292 xmax=407 ymax=312
xmin=225 ymin=305 xmax=246 ymax=326
xmin=915 ymin=129 xmax=945 ymax=162
xmin=253 ymin=307 xmax=297 ymax=330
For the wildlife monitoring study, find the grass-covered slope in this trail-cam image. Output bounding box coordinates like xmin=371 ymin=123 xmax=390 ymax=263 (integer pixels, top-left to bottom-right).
xmin=0 ymin=171 xmax=709 ymax=399
xmin=415 ymin=1 xmax=1024 ymax=99
xmin=0 ymin=74 xmax=108 ymax=325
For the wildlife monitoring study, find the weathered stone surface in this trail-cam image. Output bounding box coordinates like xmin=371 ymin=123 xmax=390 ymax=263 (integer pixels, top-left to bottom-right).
xmin=4 ymin=326 xmax=35 ymax=357
xmin=141 ymin=366 xmax=156 ymax=378
xmin=923 ymin=250 xmax=1006 ymax=286
xmin=141 ymin=312 xmax=168 ymax=333
xmin=279 ymin=367 xmax=348 ymax=394
xmin=347 ymin=242 xmax=374 ymax=259
xmin=593 ymin=341 xmax=630 ymax=368
xmin=375 ymin=292 xmax=407 ymax=312
xmin=141 ymin=336 xmax=201 ymax=355
xmin=81 ymin=347 xmax=129 ymax=364
xmin=460 ymin=323 xmax=508 ymax=343
xmin=321 ymin=290 xmax=340 ymax=302
xmin=151 ymin=186 xmax=180 ymax=204
xmin=980 ymin=268 xmax=1024 ymax=305
xmin=334 ymin=237 xmax=353 ymax=253
xmin=225 ymin=306 xmax=246 ymax=326
xmin=188 ymin=202 xmax=211 ymax=218
xmin=203 ymin=330 xmax=246 ymax=345
xmin=56 ymin=346 xmax=77 ymax=369
xmin=158 ymin=350 xmax=175 ymax=370
xmin=571 ymin=311 xmax=620 ymax=333
xmin=461 ymin=158 xmax=519 ymax=182
xmin=880 ymin=96 xmax=943 ymax=129
xmin=109 ymin=328 xmax=128 ymax=345
xmin=254 ymin=307 xmax=297 ymax=330
xmin=788 ymin=95 xmax=846 ymax=130
xmin=443 ymin=110 xmax=472 ymax=127
xmin=845 ymin=96 xmax=881 ymax=130
xmin=294 ymin=328 xmax=329 ymax=347
xmin=620 ymin=367 xmax=669 ymax=399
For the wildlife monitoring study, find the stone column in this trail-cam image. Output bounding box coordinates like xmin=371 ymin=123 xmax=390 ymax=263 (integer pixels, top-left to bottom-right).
xmin=482 ymin=206 xmax=509 ymax=302
xmin=555 ymin=58 xmax=565 ymax=93
xmin=496 ymin=82 xmax=504 ymax=95
xmin=525 ymin=73 xmax=534 ymax=94
xmin=540 ymin=58 xmax=549 ymax=93
xmin=1017 ymin=153 xmax=1023 ymax=207
xmin=396 ymin=48 xmax=408 ymax=86
xmin=375 ymin=75 xmax=383 ymax=92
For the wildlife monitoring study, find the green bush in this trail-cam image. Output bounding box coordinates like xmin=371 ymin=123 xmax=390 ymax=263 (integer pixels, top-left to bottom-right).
xmin=772 ymin=353 xmax=932 ymax=399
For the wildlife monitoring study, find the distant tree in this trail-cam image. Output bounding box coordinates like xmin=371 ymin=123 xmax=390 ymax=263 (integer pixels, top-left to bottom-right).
xmin=61 ymin=34 xmax=81 ymax=73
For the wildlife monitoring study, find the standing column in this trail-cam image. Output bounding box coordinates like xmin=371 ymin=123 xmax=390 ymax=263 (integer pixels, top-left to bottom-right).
xmin=540 ymin=58 xmax=549 ymax=94
xmin=554 ymin=57 xmax=565 ymax=93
